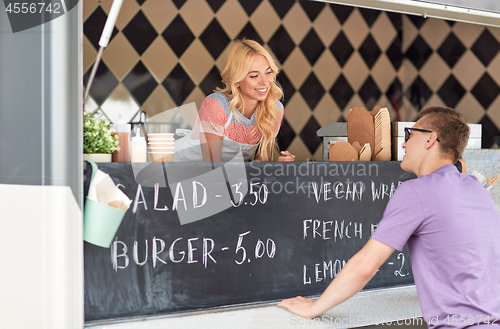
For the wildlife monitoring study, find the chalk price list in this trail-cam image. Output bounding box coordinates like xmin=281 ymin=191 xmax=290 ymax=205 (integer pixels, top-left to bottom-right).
xmin=111 ymin=231 xmax=276 ymax=270
xmin=129 ymin=180 xmax=270 ymax=214
xmin=232 ymin=231 xmax=276 ymax=264
xmin=230 ymin=181 xmax=269 ymax=207
xmin=389 ymin=252 xmax=410 ymax=277
xmin=302 ymin=218 xmax=411 ymax=285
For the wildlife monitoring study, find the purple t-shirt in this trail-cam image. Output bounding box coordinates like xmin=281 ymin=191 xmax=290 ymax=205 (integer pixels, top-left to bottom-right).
xmin=371 ymin=164 xmax=500 ymax=328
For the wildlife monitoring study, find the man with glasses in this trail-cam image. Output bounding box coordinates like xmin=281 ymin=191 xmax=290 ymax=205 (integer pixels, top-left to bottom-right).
xmin=279 ymin=106 xmax=500 ymax=328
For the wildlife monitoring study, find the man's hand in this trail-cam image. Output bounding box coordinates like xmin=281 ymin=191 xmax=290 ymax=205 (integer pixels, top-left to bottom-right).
xmin=277 ymin=296 xmax=316 ymax=319
xmin=277 ymin=239 xmax=395 ymax=319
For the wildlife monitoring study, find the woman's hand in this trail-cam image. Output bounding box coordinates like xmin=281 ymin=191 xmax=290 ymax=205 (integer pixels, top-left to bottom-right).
xmin=277 ymin=296 xmax=316 ymax=318
xmin=276 ymin=150 xmax=295 ymax=162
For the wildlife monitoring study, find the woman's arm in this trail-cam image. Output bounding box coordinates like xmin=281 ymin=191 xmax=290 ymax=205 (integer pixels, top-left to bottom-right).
xmin=253 ymin=144 xmax=295 ymax=162
xmin=200 ymin=132 xmax=223 ymax=162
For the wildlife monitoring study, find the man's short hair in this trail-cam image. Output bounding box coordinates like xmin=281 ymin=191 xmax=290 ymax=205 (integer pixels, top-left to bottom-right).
xmin=419 ymin=106 xmax=470 ymax=163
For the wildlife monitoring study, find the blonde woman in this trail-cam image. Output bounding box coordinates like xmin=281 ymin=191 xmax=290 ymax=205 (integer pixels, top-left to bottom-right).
xmin=174 ymin=39 xmax=295 ymax=162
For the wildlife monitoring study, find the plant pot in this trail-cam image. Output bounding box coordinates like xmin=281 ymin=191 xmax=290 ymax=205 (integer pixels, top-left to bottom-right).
xmin=83 ymin=153 xmax=112 ymax=162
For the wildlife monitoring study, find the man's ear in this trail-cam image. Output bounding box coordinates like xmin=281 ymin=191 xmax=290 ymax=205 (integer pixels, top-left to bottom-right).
xmin=425 ymin=132 xmax=439 ymax=149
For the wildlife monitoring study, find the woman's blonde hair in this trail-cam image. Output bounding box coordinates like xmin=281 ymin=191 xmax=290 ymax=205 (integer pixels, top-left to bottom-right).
xmin=215 ymin=39 xmax=284 ymax=161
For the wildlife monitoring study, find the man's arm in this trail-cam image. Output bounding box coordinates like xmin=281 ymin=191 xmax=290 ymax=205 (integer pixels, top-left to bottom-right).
xmin=277 ymin=239 xmax=395 ymax=318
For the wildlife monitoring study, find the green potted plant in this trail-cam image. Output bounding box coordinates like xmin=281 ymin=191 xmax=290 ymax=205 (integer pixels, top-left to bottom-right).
xmin=83 ymin=112 xmax=120 ymax=162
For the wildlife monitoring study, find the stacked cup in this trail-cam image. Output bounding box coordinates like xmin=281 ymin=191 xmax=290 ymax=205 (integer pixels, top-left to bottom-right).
xmin=148 ymin=133 xmax=175 ymax=162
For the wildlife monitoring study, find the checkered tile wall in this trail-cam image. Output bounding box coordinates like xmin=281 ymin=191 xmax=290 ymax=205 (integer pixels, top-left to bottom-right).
xmin=83 ymin=0 xmax=500 ymax=161
xmin=401 ymin=15 xmax=500 ymax=149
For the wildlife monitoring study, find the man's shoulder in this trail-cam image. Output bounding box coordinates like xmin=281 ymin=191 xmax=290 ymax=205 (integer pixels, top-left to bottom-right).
xmin=393 ymin=171 xmax=443 ymax=199
xmin=401 ymin=164 xmax=485 ymax=200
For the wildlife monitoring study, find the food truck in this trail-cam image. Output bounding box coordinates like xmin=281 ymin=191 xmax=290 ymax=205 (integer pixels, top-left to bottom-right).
xmin=1 ymin=1 xmax=500 ymax=328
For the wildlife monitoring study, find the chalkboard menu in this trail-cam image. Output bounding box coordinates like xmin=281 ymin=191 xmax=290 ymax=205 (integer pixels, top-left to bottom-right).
xmin=84 ymin=161 xmax=416 ymax=322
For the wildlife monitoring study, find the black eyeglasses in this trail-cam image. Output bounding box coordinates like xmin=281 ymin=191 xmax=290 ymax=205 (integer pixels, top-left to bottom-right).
xmin=404 ymin=127 xmax=440 ymax=142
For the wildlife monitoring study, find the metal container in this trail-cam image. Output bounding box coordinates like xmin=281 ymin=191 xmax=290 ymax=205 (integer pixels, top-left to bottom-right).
xmin=316 ymin=122 xmax=348 ymax=161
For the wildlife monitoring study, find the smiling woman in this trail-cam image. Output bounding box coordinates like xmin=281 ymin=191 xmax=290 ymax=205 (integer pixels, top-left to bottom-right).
xmin=174 ymin=39 xmax=295 ymax=163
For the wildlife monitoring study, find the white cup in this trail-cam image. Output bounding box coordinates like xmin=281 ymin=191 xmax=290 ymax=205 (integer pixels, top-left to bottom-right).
xmin=148 ymin=143 xmax=174 ymax=149
xmin=148 ymin=133 xmax=174 ymax=139
xmin=148 ymin=137 xmax=175 ymax=140
xmin=149 ymin=151 xmax=175 ymax=162
xmin=149 ymin=146 xmax=175 ymax=152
